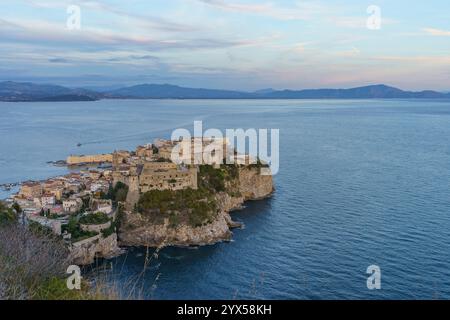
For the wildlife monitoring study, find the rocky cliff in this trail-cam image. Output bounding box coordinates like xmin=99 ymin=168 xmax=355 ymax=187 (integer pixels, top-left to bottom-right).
xmin=238 ymin=167 xmax=274 ymax=200
xmin=70 ymin=234 xmax=122 ymax=265
xmin=118 ymin=167 xmax=273 ymax=248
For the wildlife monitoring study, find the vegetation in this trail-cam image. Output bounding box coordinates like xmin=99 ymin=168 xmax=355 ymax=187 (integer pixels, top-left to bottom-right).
xmin=39 ymin=208 xmax=59 ymax=220
xmin=64 ymin=216 xmax=99 ymax=243
xmin=136 ymin=164 xmax=242 ymax=228
xmin=12 ymin=202 xmax=22 ymax=214
xmin=28 ymin=221 xmax=54 ymax=237
xmin=0 ymin=223 xmax=69 ymax=299
xmin=79 ymin=212 xmax=110 ymax=225
xmin=106 ymin=182 xmax=129 ymax=203
xmin=115 ymin=203 xmax=125 ymax=230
xmin=0 ymin=201 xmax=17 ymax=226
xmin=80 ymin=195 xmax=90 ymax=212
xmin=101 ymin=223 xmax=116 ymax=238
xmin=33 ymin=277 xmax=92 ymax=300
xmin=248 ymin=157 xmax=270 ymax=172
xmin=198 ymin=164 xmax=239 ymax=192
xmin=0 ymin=201 xmax=119 ymax=300
xmin=0 ymin=223 xmax=119 ymax=300
xmin=137 ymin=188 xmax=217 ymax=228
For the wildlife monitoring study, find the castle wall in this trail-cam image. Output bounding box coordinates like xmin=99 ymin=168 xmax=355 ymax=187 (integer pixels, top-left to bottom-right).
xmin=67 ymin=154 xmax=113 ymax=165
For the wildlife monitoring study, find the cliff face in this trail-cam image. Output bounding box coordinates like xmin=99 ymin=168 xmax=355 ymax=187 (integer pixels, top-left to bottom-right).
xmin=119 ymin=167 xmax=274 ymax=248
xmin=119 ymin=211 xmax=232 ymax=247
xmin=238 ymin=167 xmax=274 ymax=200
xmin=70 ymin=234 xmax=121 ymax=265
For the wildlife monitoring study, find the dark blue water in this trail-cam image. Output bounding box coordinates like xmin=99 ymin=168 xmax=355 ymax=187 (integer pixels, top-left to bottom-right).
xmin=2 ymin=99 xmax=450 ymax=299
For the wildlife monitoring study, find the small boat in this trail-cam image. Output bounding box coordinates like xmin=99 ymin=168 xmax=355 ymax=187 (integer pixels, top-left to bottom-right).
xmin=77 ymin=143 xmax=82 ymax=147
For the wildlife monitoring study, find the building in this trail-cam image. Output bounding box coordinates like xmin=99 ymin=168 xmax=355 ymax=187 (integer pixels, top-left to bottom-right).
xmin=63 ymin=199 xmax=83 ymax=213
xmin=41 ymin=194 xmax=56 ymax=207
xmin=19 ymin=182 xmax=43 ymax=199
xmin=155 ymin=137 xmax=231 ymax=166
xmin=91 ymin=199 xmax=113 ymax=214
xmin=48 ymin=205 xmax=63 ymax=216
xmin=112 ymin=150 xmax=132 ymax=168
xmin=113 ymin=160 xmax=198 ymax=193
xmin=138 ymin=162 xmax=198 ymax=192
xmin=90 ymin=182 xmax=108 ymax=193
xmin=136 ymin=144 xmax=154 ymax=158
xmin=89 ymin=170 xmax=102 ymax=180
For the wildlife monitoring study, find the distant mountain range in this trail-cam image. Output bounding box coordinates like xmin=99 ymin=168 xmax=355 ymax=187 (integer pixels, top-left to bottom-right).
xmin=0 ymin=81 xmax=101 ymax=101
xmin=0 ymin=81 xmax=449 ymax=102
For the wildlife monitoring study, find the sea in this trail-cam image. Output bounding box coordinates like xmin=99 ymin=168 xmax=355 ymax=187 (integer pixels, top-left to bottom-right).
xmin=1 ymin=98 xmax=450 ymax=299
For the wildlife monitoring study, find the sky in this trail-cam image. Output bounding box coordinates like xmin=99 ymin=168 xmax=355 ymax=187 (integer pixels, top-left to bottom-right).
xmin=0 ymin=0 xmax=449 ymax=91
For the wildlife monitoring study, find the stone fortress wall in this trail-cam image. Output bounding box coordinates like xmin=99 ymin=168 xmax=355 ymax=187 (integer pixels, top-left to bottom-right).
xmin=67 ymin=154 xmax=113 ymax=165
xmin=111 ymin=144 xmax=199 ymax=207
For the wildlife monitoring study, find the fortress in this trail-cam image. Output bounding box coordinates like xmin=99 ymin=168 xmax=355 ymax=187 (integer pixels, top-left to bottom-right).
xmin=66 ymin=154 xmax=113 ymax=165
xmin=112 ymin=161 xmax=198 ymax=194
xmin=111 ymin=143 xmax=199 ymax=208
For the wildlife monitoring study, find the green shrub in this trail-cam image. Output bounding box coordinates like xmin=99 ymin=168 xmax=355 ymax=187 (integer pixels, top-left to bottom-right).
xmin=137 ymin=188 xmax=218 ymax=228
xmin=79 ymin=212 xmax=110 ymax=225
xmin=101 ymin=222 xmax=116 ymax=238
xmin=106 ymin=182 xmax=129 ymax=203
xmin=0 ymin=201 xmax=17 ymax=226
xmin=64 ymin=215 xmax=101 ymax=243
xmin=199 ymin=165 xmax=226 ymax=192
xmin=33 ymin=277 xmax=87 ymax=300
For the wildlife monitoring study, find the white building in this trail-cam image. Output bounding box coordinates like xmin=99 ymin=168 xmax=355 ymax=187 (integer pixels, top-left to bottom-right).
xmin=41 ymin=194 xmax=56 ymax=207
xmin=63 ymin=198 xmax=82 ymax=213
xmin=90 ymin=183 xmax=103 ymax=193
xmin=97 ymin=203 xmax=113 ymax=214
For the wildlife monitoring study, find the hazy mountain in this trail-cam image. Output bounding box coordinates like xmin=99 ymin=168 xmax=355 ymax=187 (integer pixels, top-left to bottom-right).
xmin=253 ymin=88 xmax=276 ymax=95
xmin=260 ymin=84 xmax=449 ymax=99
xmin=107 ymin=83 xmax=252 ymax=99
xmin=0 ymin=81 xmax=101 ymax=101
xmin=81 ymin=84 xmax=127 ymax=93
xmin=107 ymin=83 xmax=450 ymax=99
xmin=1 ymin=81 xmax=449 ymax=101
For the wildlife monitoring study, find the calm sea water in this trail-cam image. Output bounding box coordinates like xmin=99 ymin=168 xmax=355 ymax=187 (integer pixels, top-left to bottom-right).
xmin=2 ymin=99 xmax=450 ymax=299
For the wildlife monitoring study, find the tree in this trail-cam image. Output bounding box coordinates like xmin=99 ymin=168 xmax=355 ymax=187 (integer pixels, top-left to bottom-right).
xmin=67 ymin=216 xmax=78 ymax=234
xmin=12 ymin=202 xmax=22 ymax=214
xmin=0 ymin=201 xmax=17 ymax=226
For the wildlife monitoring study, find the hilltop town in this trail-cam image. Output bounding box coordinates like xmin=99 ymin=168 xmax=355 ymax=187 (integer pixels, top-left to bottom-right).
xmin=4 ymin=138 xmax=274 ymax=265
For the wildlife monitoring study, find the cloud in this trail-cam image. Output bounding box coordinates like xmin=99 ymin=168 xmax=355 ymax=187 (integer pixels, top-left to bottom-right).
xmin=0 ymin=17 xmax=268 ymax=52
xmin=48 ymin=57 xmax=69 ymax=63
xmin=374 ymin=55 xmax=450 ymax=64
xmin=423 ymin=28 xmax=450 ymax=36
xmin=195 ymin=0 xmax=326 ymax=21
xmin=23 ymin=0 xmax=197 ymax=32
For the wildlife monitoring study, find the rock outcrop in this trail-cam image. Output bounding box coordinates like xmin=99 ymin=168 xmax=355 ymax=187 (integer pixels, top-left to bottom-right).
xmin=118 ymin=167 xmax=274 ymax=248
xmin=70 ymin=234 xmax=122 ymax=265
xmin=119 ymin=211 xmax=233 ymax=247
xmin=238 ymin=167 xmax=274 ymax=200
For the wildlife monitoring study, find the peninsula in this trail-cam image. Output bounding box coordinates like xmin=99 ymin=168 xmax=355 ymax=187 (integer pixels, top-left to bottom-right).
xmin=5 ymin=138 xmax=274 ymax=265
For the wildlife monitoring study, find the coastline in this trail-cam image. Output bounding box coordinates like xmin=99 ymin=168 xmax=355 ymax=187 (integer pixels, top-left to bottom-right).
xmin=5 ymin=140 xmax=274 ymax=266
